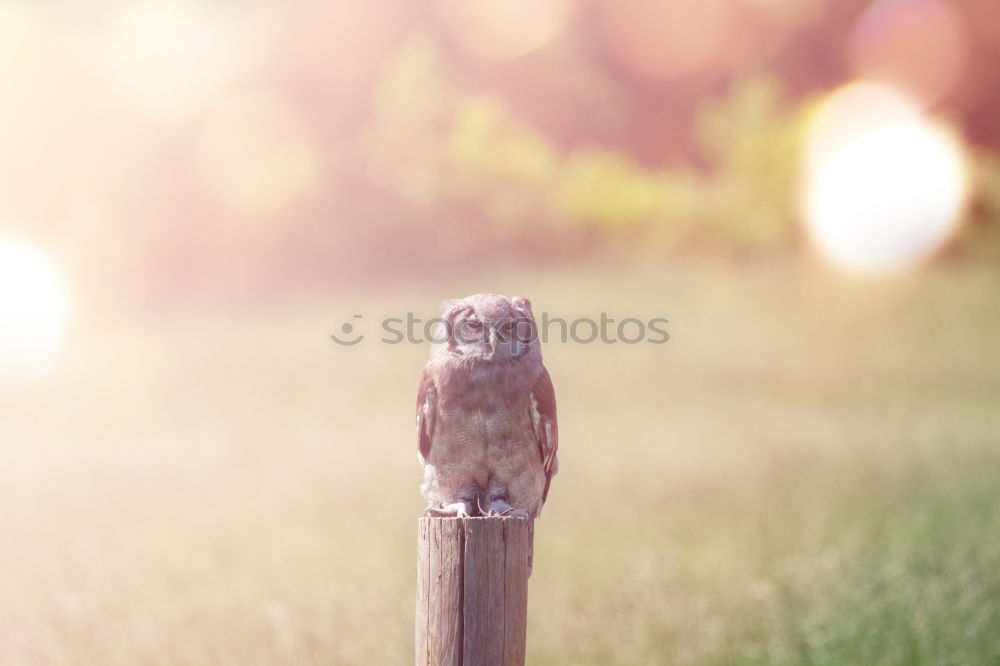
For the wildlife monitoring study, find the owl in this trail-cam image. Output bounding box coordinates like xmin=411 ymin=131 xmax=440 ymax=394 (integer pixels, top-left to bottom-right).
xmin=416 ymin=294 xmax=558 ymax=521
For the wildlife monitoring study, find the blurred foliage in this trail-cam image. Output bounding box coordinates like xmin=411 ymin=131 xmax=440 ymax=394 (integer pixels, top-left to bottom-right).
xmin=365 ymin=36 xmax=810 ymax=258
xmin=695 ymin=78 xmax=807 ymax=251
xmin=8 ymin=0 xmax=1000 ymax=300
xmin=964 ymin=149 xmax=1000 ymax=260
xmin=365 ymin=33 xmax=455 ymax=206
xmin=6 ymin=0 xmax=1000 ymax=302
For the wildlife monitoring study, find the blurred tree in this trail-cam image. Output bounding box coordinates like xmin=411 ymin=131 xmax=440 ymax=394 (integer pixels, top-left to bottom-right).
xmin=695 ymin=77 xmax=807 ymax=250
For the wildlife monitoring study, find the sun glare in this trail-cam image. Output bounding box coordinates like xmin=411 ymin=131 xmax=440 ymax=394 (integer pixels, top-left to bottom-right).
xmin=802 ymin=82 xmax=969 ymax=275
xmin=0 ymin=237 xmax=70 ymax=384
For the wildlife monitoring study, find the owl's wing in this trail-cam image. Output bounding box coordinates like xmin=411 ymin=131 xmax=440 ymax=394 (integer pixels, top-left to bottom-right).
xmin=530 ymin=367 xmax=559 ymax=503
xmin=416 ymin=369 xmax=437 ymax=465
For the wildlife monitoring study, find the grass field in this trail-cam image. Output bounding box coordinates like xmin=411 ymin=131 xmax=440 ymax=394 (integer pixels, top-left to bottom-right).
xmin=2 ymin=262 xmax=999 ymax=665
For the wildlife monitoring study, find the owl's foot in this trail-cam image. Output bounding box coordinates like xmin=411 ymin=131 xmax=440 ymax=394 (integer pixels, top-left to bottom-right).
xmin=484 ymin=499 xmax=530 ymax=520
xmin=424 ymin=501 xmax=472 ymax=518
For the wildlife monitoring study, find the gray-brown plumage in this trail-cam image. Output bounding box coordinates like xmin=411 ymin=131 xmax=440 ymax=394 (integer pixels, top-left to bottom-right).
xmin=416 ymin=294 xmax=558 ymax=522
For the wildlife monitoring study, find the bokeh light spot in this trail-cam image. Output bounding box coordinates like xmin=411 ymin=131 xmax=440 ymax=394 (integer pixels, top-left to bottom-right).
xmin=743 ymin=0 xmax=826 ymax=28
xmin=803 ymin=82 xmax=969 ymax=275
xmin=0 ymin=236 xmax=70 ymax=384
xmin=105 ymin=0 xmax=238 ymax=123
xmin=194 ymin=92 xmax=320 ymax=215
xmin=595 ymin=0 xmax=752 ymax=79
xmin=849 ymin=0 xmax=967 ymax=106
xmin=265 ymin=0 xmax=410 ymax=83
xmin=433 ymin=0 xmax=575 ymax=61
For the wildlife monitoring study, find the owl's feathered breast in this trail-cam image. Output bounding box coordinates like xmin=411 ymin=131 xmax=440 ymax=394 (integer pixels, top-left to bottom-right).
xmin=431 ymin=358 xmax=540 ymax=459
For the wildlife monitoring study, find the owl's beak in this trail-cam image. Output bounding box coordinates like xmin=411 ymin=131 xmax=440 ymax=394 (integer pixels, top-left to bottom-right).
xmin=488 ymin=327 xmax=498 ymax=355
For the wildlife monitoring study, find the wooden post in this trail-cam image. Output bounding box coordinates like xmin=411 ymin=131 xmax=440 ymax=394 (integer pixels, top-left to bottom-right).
xmin=416 ymin=516 xmax=530 ymax=666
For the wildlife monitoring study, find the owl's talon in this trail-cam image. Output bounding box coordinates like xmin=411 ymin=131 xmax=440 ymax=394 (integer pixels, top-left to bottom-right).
xmin=424 ymin=502 xmax=471 ymax=518
xmin=482 ymin=499 xmax=531 ymax=520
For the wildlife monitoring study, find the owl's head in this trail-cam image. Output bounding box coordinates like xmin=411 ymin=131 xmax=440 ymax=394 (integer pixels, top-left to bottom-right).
xmin=433 ymin=294 xmax=540 ymax=362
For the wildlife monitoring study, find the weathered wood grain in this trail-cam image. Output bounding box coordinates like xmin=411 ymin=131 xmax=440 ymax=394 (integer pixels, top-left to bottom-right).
xmin=502 ymin=519 xmax=529 ymax=666
xmin=416 ymin=517 xmax=531 ymax=666
xmin=417 ymin=518 xmax=464 ymax=666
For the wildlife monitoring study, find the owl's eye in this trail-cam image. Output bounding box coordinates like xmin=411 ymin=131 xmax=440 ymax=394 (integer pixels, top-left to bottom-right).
xmin=457 ymin=318 xmax=483 ymax=342
xmin=515 ymin=320 xmax=534 ymax=342
xmin=496 ymin=321 xmax=514 ymax=343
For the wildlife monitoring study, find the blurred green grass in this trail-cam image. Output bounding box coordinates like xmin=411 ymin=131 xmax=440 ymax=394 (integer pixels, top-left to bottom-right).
xmin=2 ymin=262 xmax=1000 ymax=665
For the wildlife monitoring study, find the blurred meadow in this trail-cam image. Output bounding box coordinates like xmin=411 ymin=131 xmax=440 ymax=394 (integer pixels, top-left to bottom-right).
xmin=2 ymin=0 xmax=1000 ymax=664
